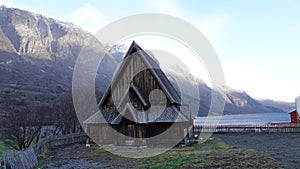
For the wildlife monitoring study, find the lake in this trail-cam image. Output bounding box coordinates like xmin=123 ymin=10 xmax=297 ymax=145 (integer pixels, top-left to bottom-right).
xmin=194 ymin=113 xmax=291 ymax=126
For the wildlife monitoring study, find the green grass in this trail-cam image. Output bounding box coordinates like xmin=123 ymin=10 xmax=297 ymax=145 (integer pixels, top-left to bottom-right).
xmin=0 ymin=139 xmax=13 ymax=160
xmin=142 ymin=138 xmax=283 ymax=169
xmin=0 ymin=138 xmax=40 ymax=160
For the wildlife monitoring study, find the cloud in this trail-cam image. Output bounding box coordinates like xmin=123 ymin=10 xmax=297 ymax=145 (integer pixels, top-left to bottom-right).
xmin=223 ymin=62 xmax=297 ymax=102
xmin=146 ymin=0 xmax=228 ymax=47
xmin=69 ymin=3 xmax=106 ymax=33
xmin=0 ymin=0 xmax=11 ymax=6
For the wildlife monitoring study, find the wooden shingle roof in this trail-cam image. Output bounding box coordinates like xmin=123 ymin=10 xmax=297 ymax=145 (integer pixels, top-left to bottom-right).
xmin=83 ymin=104 xmax=188 ymax=125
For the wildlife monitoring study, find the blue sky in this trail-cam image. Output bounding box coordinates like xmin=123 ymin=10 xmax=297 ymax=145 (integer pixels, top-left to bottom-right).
xmin=1 ymin=0 xmax=300 ymax=102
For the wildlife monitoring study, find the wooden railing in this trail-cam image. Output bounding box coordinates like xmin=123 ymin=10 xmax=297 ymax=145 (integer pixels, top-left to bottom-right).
xmin=194 ymin=125 xmax=300 ymax=133
xmin=32 ymin=133 xmax=87 ymax=155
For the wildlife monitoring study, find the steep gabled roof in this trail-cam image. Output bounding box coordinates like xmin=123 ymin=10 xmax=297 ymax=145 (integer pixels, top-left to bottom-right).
xmin=84 ymin=41 xmax=190 ymax=125
xmin=289 ymin=110 xmax=297 ymax=114
xmin=98 ymin=41 xmax=181 ymax=107
xmin=83 ymin=108 xmax=119 ymax=124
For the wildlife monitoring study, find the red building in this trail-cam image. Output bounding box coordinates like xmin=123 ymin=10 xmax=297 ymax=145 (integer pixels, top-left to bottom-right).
xmin=270 ymin=96 xmax=300 ymax=126
xmin=289 ymin=110 xmax=300 ymax=124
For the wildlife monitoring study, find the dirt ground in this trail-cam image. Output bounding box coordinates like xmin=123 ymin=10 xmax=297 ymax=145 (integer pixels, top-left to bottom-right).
xmin=38 ymin=133 xmax=300 ymax=169
xmin=214 ymin=133 xmax=300 ymax=169
xmin=38 ymin=144 xmax=138 ymax=169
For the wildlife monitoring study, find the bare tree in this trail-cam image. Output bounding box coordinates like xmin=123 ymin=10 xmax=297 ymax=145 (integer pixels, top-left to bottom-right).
xmin=31 ymin=103 xmax=52 ymax=141
xmin=51 ymin=88 xmax=102 ymax=135
xmin=2 ymin=107 xmax=43 ymax=150
xmin=52 ymin=91 xmax=82 ymax=135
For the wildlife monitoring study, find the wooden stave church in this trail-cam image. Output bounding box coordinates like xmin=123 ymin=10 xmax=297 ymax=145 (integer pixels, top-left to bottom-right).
xmin=83 ymin=41 xmax=193 ymax=146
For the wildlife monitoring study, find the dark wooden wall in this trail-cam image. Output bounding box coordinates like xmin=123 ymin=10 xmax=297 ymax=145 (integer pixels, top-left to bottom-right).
xmin=88 ymin=121 xmax=193 ymax=146
xmin=103 ymin=53 xmax=170 ymax=110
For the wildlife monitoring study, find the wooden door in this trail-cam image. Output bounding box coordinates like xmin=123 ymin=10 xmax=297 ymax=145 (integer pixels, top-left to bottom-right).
xmin=127 ymin=124 xmax=135 ymax=138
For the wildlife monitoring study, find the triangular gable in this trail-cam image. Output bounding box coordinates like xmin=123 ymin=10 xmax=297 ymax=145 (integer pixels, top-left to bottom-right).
xmin=110 ymin=103 xmax=147 ymax=124
xmin=98 ymin=41 xmax=181 ymax=108
xmin=109 ymin=83 xmax=150 ymax=111
xmin=134 ymin=48 xmax=181 ymax=104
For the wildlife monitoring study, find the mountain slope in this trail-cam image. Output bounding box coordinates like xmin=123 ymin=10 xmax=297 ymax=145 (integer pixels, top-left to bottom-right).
xmin=222 ymin=87 xmax=285 ymax=115
xmin=0 ymin=5 xmax=88 ymax=60
xmin=0 ymin=6 xmax=119 ymax=112
xmin=257 ymin=99 xmax=294 ymax=112
xmin=0 ymin=6 xmax=290 ymax=117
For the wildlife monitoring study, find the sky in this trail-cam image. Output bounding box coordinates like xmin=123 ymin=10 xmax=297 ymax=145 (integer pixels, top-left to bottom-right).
xmin=1 ymin=0 xmax=300 ymax=102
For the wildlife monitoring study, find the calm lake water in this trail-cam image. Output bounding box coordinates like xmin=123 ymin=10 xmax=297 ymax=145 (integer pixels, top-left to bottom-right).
xmin=194 ymin=113 xmax=291 ymax=126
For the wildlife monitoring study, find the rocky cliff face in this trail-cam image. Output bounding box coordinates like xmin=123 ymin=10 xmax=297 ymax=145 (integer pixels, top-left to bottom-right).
xmin=0 ymin=5 xmax=89 ymax=60
xmin=0 ymin=6 xmax=120 ymax=113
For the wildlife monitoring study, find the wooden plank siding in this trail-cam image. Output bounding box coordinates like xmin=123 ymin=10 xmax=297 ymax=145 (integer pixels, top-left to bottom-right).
xmin=103 ymin=52 xmax=169 ymax=111
xmin=84 ymin=42 xmax=192 ymax=146
xmin=88 ymin=123 xmax=193 ymax=146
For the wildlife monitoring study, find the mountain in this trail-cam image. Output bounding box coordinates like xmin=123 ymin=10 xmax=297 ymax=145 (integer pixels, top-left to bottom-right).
xmin=0 ymin=5 xmax=119 ymax=112
xmin=0 ymin=5 xmax=87 ymax=60
xmin=164 ymin=71 xmax=286 ymax=116
xmin=0 ymin=6 xmax=290 ymax=118
xmin=221 ymin=87 xmax=285 ymax=115
xmin=256 ymin=99 xmax=295 ymax=112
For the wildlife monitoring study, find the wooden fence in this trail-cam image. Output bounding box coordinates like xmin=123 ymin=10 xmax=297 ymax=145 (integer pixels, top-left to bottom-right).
xmin=2 ymin=132 xmax=87 ymax=169
xmin=32 ymin=132 xmax=87 ymax=155
xmin=194 ymin=125 xmax=300 ymax=133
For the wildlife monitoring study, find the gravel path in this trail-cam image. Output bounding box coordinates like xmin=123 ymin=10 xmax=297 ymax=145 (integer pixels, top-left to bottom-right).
xmin=214 ymin=133 xmax=300 ymax=169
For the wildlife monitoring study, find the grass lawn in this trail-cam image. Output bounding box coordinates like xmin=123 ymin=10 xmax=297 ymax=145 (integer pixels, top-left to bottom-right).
xmin=143 ymin=138 xmax=283 ymax=169
xmin=37 ymin=138 xmax=283 ymax=168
